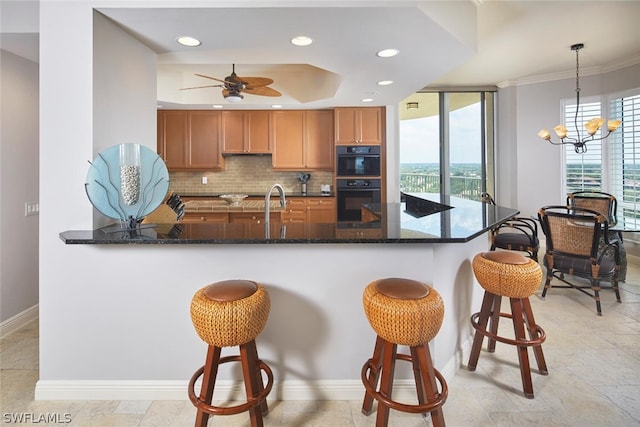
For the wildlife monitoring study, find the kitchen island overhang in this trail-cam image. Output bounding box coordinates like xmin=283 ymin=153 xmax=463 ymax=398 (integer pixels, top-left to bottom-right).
xmin=59 ymin=194 xmax=519 ymax=245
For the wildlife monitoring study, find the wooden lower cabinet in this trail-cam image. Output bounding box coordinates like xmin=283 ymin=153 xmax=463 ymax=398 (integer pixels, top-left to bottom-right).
xmin=281 ymin=198 xmax=307 ymax=223
xmin=307 ymin=198 xmax=335 ymax=223
xmin=229 ymin=212 xmax=280 ymax=224
xmin=181 ymin=212 xmax=229 ymax=223
xmin=281 ymin=197 xmax=336 ymax=223
xmin=335 ymin=227 xmax=383 ymax=239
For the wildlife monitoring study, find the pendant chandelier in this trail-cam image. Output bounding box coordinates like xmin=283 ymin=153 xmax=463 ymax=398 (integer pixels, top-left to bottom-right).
xmin=537 ymin=43 xmax=621 ymax=154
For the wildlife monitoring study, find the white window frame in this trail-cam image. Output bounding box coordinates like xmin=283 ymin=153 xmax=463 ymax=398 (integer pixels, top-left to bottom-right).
xmin=562 ymin=87 xmax=640 ymax=234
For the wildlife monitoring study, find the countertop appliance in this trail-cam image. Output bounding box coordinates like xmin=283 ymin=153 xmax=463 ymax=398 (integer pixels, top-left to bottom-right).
xmin=336 ymin=145 xmax=381 ymax=177
xmin=336 ymin=178 xmax=381 ymax=221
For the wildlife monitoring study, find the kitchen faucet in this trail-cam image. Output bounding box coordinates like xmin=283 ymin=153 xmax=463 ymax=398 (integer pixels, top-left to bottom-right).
xmin=265 ymin=183 xmax=286 ymax=238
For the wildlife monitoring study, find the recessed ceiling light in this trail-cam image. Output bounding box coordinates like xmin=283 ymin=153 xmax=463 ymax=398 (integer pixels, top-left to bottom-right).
xmin=176 ymin=36 xmax=201 ymax=47
xmin=361 ymin=98 xmax=374 ymax=103
xmin=271 ymin=104 xmax=283 ymax=109
xmin=291 ymin=36 xmax=313 ymax=46
xmin=377 ymin=48 xmax=399 ymax=58
xmin=377 ymin=80 xmax=394 ymax=86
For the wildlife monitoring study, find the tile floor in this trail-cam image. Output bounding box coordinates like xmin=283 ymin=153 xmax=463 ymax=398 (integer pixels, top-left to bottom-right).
xmin=2 ymin=256 xmax=640 ymax=426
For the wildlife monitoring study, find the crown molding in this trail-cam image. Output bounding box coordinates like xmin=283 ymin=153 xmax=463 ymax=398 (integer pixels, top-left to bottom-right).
xmin=498 ymin=54 xmax=640 ymax=89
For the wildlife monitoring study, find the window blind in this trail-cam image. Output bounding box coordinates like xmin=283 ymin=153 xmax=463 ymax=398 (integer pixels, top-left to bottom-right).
xmin=609 ymin=94 xmax=640 ymax=228
xmin=564 ymin=101 xmax=603 ymax=192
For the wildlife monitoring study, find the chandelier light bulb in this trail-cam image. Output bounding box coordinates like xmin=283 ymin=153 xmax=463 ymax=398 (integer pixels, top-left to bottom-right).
xmin=608 ymin=120 xmax=622 ymax=132
xmin=553 ymin=125 xmax=568 ymax=139
xmin=538 ymin=129 xmax=551 ymax=140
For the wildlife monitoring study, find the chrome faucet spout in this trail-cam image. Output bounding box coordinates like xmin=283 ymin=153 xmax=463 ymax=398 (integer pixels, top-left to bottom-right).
xmin=265 ymin=183 xmax=286 ymax=238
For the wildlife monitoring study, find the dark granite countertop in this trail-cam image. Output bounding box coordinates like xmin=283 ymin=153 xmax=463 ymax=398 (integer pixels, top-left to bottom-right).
xmin=181 ymin=192 xmax=334 ymax=198
xmin=60 ymin=193 xmax=518 ymax=244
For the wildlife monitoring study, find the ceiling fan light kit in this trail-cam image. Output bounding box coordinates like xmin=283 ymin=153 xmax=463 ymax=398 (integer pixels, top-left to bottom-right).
xmin=538 ymin=43 xmax=621 ymax=154
xmin=224 ymin=92 xmax=244 ymax=103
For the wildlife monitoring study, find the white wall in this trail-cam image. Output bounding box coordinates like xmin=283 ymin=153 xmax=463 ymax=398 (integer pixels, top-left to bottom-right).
xmin=0 ymin=49 xmax=39 ymax=325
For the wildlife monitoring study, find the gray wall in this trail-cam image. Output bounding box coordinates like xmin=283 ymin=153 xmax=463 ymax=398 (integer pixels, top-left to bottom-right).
xmin=0 ymin=49 xmax=39 ymax=325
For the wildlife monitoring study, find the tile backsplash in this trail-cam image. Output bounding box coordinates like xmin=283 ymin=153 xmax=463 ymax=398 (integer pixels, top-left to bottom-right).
xmin=169 ymin=155 xmax=334 ymax=195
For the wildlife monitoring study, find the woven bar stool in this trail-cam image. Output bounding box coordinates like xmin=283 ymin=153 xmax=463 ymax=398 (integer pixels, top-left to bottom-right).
xmin=468 ymin=252 xmax=547 ymax=398
xmin=361 ymin=278 xmax=448 ymax=427
xmin=188 ymin=280 xmax=273 ymax=427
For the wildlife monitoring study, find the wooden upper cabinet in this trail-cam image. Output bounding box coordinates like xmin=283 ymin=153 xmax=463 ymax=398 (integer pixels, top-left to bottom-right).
xmin=221 ymin=111 xmax=271 ymax=154
xmin=271 ymin=110 xmax=305 ymax=169
xmin=188 ymin=111 xmax=223 ymax=170
xmin=157 ymin=110 xmax=223 ymax=171
xmin=335 ymin=107 xmax=383 ymax=145
xmin=272 ymin=110 xmax=334 ymax=170
xmin=158 ymin=110 xmax=188 ymax=169
xmin=305 ymin=110 xmax=334 ymax=170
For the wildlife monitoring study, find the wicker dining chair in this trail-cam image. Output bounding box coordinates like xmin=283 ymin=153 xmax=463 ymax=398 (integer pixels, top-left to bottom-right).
xmin=567 ymin=190 xmax=616 ymax=220
xmin=537 ymin=205 xmax=621 ymax=316
xmin=482 ymin=193 xmax=539 ymax=262
xmin=567 ymin=190 xmax=627 ymax=283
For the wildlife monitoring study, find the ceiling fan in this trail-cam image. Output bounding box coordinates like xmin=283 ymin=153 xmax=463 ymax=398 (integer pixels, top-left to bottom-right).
xmin=180 ymin=64 xmax=281 ymax=103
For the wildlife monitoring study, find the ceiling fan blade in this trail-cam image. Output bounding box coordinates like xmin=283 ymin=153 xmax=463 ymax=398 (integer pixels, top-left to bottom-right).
xmin=194 ymin=73 xmax=229 ymax=84
xmin=180 ymin=84 xmax=223 ymax=90
xmin=243 ymin=86 xmax=282 ymax=97
xmin=239 ymin=77 xmax=274 ymax=88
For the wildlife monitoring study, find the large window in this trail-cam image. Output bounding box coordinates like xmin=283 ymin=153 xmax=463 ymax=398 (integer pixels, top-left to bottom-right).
xmin=399 ymin=91 xmax=495 ymax=201
xmin=563 ymin=90 xmax=640 ymax=228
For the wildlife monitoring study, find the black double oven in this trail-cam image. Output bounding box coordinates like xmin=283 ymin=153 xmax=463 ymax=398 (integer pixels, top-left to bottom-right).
xmin=336 ymin=145 xmax=381 ymax=221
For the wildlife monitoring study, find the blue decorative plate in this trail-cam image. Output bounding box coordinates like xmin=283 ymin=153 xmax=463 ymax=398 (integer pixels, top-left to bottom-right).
xmin=85 ymin=144 xmax=169 ymax=222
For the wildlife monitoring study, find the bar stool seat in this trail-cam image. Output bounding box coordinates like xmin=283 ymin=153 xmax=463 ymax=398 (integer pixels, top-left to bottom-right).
xmin=361 ymin=277 xmax=448 ymax=427
xmin=468 ymin=252 xmax=547 ymax=398
xmin=188 ymin=280 xmax=273 ymax=427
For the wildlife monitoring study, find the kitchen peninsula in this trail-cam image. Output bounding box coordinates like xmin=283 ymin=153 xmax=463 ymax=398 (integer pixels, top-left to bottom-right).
xmin=60 ymin=194 xmax=517 ymax=244
xmin=44 ymin=195 xmax=517 ymax=402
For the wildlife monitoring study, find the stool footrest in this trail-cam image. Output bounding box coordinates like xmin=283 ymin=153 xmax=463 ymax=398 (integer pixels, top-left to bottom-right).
xmin=470 ymin=312 xmax=546 ymax=347
xmin=188 ymin=354 xmax=274 ymax=416
xmin=361 ymin=353 xmax=448 ymax=415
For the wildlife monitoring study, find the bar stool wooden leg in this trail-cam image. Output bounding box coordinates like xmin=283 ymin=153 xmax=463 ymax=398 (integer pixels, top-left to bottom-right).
xmin=522 ymin=298 xmax=548 ymax=374
xmin=468 ymin=291 xmax=495 ymax=370
xmin=362 ymin=336 xmax=385 ymax=415
xmin=195 ymin=345 xmax=222 ymax=427
xmin=413 ymin=344 xmax=445 ymax=427
xmin=409 ymin=346 xmax=427 ymax=411
xmin=376 ymin=341 xmax=397 ymax=427
xmin=487 ymin=294 xmax=502 ymax=353
xmin=240 ymin=340 xmax=267 ymax=427
xmin=510 ymin=297 xmax=534 ymax=398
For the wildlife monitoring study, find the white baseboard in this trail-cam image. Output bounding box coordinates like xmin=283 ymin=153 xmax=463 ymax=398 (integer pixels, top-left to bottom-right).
xmin=0 ymin=304 xmax=38 ymax=338
xmin=35 ymin=336 xmax=474 ymax=401
xmin=35 ymin=379 xmax=436 ymax=401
